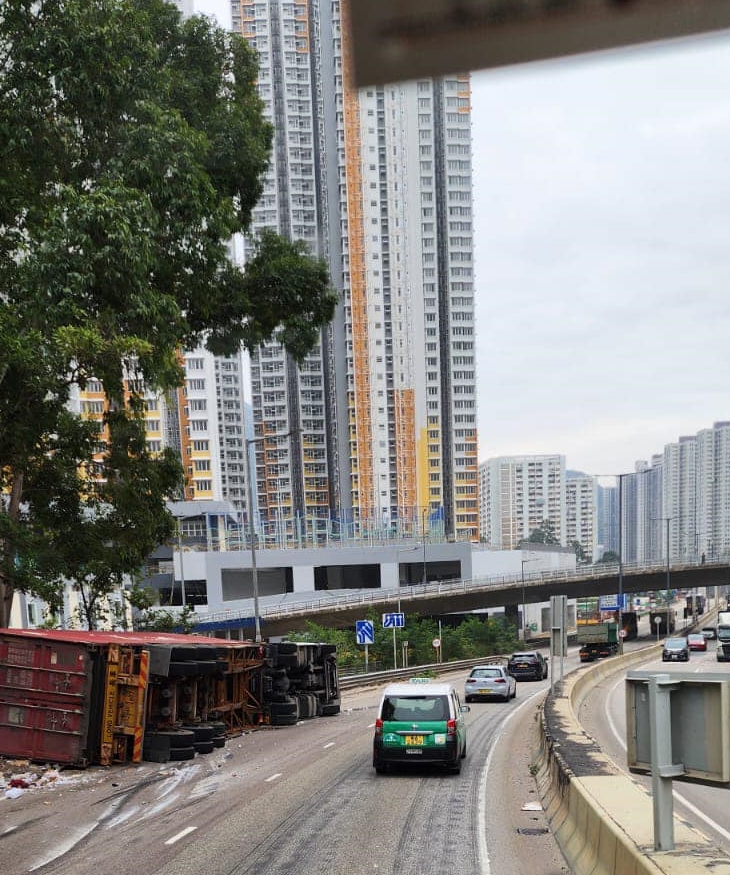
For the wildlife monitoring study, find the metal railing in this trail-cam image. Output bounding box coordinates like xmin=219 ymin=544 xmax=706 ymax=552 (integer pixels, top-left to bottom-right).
xmin=189 ymin=555 xmax=728 ymax=627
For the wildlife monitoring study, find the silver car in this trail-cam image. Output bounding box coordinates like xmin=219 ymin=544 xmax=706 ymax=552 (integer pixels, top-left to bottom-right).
xmin=464 ymin=665 xmax=517 ymax=702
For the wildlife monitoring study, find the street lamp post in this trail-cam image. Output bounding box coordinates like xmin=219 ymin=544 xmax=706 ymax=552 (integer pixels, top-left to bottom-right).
xmin=422 ymin=507 xmax=428 ymax=586
xmin=597 ymin=468 xmax=655 ymax=654
xmin=521 ymin=557 xmax=537 ymax=641
xmin=246 ymin=429 xmax=297 ymax=642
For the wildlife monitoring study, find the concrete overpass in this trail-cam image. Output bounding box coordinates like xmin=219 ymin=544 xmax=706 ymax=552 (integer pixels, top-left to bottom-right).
xmin=191 ymin=557 xmax=730 ymax=638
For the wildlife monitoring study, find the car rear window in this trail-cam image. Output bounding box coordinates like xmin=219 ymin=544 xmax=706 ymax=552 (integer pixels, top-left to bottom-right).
xmin=381 ymin=695 xmax=449 ymax=721
xmin=511 ymin=653 xmax=537 ymax=660
xmin=471 ymin=668 xmax=502 ymax=678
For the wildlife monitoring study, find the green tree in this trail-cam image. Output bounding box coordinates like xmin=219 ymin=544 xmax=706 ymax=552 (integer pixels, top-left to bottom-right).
xmin=525 ymin=518 xmax=560 ymax=545
xmin=598 ymin=550 xmax=620 ymax=564
xmin=0 ymin=0 xmax=337 ymax=627
xmin=572 ymin=540 xmax=588 ymax=565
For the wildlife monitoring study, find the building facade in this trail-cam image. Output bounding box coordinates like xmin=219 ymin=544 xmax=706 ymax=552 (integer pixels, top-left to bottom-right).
xmin=231 ymin=0 xmax=478 ymax=542
xmin=479 ymin=455 xmax=567 ymax=550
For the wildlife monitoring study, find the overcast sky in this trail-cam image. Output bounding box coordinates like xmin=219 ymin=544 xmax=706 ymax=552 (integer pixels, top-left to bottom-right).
xmin=194 ymin=2 xmax=730 ymax=478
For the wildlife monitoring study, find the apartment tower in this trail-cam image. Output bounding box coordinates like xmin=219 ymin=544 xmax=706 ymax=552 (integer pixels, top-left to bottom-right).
xmin=231 ymin=0 xmax=478 ymax=540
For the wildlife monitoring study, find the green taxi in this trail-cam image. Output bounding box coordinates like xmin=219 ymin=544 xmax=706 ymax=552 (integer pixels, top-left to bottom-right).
xmin=373 ymin=679 xmax=469 ymax=774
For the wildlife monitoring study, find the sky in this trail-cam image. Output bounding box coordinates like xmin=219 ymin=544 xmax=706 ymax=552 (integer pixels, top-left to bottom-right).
xmin=194 ymin=2 xmax=730 ymax=479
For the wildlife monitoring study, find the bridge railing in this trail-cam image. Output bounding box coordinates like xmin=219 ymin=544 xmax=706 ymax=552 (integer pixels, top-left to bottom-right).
xmin=190 ymin=556 xmax=727 ymax=627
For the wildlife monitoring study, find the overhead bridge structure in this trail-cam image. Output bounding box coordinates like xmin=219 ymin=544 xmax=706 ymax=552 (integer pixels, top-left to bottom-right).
xmin=192 ymin=558 xmax=729 ymax=639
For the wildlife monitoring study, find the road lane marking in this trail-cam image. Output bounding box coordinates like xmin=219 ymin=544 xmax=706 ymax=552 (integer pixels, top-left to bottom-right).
xmin=165 ymin=826 xmax=197 ymax=845
xmin=265 ymin=773 xmax=282 ymax=782
xmin=323 ymin=742 xmax=335 ymax=749
xmin=478 ymin=687 xmax=546 ymax=875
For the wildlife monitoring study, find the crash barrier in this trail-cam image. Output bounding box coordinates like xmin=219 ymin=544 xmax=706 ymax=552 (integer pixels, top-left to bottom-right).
xmin=535 ymin=642 xmax=730 ymax=875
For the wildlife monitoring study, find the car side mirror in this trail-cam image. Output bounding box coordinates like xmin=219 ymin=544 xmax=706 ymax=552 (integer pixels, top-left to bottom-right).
xmin=460 ymin=705 xmax=470 ymax=713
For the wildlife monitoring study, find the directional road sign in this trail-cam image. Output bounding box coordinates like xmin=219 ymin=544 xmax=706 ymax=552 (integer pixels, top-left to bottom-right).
xmin=356 ymin=620 xmax=375 ymax=645
xmin=383 ymin=612 xmax=405 ymax=629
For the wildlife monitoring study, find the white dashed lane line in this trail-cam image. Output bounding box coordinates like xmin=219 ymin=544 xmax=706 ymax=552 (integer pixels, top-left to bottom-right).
xmin=323 ymin=742 xmax=335 ymax=749
xmin=165 ymin=826 xmax=197 ymax=846
xmin=265 ymin=773 xmax=282 ymax=783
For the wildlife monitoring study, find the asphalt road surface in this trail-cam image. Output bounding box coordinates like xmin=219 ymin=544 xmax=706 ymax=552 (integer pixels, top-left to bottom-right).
xmin=1 ymin=661 xmax=572 ymax=875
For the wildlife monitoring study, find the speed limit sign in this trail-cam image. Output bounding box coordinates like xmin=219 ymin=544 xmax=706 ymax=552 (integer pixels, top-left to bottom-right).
xmin=432 ymin=638 xmax=441 ymax=649
xmin=619 ymin=629 xmax=627 ymax=638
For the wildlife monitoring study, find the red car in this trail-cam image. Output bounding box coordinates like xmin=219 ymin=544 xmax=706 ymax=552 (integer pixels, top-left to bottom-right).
xmin=687 ymin=633 xmax=707 ymax=652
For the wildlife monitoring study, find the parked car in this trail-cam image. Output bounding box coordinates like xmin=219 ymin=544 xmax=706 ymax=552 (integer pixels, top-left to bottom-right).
xmin=507 ymin=651 xmax=548 ymax=680
xmin=464 ymin=665 xmax=516 ymax=702
xmin=662 ymin=637 xmax=690 ymax=662
xmin=701 ymin=626 xmax=717 ymax=640
xmin=373 ymin=679 xmax=469 ymax=774
xmin=687 ymin=633 xmax=707 ymax=652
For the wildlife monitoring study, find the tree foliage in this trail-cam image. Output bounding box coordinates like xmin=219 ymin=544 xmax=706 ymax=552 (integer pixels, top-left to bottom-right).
xmin=286 ymin=613 xmax=520 ymax=672
xmin=598 ymin=550 xmax=620 ymax=564
xmin=0 ymin=0 xmax=337 ymax=627
xmin=525 ymin=518 xmax=560 ymax=546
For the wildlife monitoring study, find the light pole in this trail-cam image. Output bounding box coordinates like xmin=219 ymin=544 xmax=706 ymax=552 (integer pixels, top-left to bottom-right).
xmin=521 ymin=557 xmax=538 ymax=641
xmin=597 ymin=468 xmax=654 ymax=653
xmin=652 ymin=515 xmax=676 ymax=616
xmin=246 ymin=428 xmax=297 ymax=642
xmin=177 ymin=522 xmax=187 ymax=609
xmin=422 ymin=507 xmax=428 ymax=586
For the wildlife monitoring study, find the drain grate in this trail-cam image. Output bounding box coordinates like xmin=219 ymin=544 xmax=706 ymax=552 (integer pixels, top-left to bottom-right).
xmin=517 ymin=827 xmax=550 ymax=836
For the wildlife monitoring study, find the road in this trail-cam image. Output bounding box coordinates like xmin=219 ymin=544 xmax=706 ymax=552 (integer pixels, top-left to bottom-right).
xmin=1 ymin=662 xmax=572 ymax=875
xmin=576 ymin=629 xmax=730 ymax=854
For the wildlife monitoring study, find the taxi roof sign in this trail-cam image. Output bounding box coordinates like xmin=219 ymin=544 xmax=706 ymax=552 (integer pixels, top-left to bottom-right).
xmin=347 ymin=0 xmax=730 ymax=88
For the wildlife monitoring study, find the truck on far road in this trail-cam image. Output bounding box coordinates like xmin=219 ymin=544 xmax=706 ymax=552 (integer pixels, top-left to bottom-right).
xmin=577 ymin=621 xmax=619 ymax=661
xmin=717 ymin=624 xmax=730 ymax=661
xmin=620 ymin=611 xmax=639 ymax=641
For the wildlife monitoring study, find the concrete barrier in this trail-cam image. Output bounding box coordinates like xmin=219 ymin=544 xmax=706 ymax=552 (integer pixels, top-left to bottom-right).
xmin=535 ymin=644 xmax=730 ymax=875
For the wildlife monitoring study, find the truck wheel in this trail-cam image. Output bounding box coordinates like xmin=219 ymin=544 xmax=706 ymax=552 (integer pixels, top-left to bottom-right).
xmin=168 ymin=746 xmax=196 ymax=761
xmin=182 ymin=724 xmax=215 ymax=742
xmin=321 ymin=702 xmax=340 ymax=716
xmin=270 ymin=713 xmax=299 ymax=726
xmin=193 ymin=740 xmax=215 ymax=755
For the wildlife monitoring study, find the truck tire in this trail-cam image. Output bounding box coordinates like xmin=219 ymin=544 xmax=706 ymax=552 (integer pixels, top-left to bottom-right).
xmin=269 ymin=699 xmax=299 ymax=717
xmin=193 ymin=739 xmax=215 ymax=755
xmin=144 ymin=729 xmax=196 ymax=752
xmin=213 ymin=734 xmax=226 ymax=749
xmin=168 ymin=746 xmax=196 ymax=761
xmin=320 ymin=702 xmax=340 ymax=717
xmin=270 ymin=713 xmax=299 ymax=726
xmin=182 ymin=724 xmax=216 ymax=742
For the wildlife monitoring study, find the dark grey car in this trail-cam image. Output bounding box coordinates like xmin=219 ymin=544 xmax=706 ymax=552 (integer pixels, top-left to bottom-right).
xmin=507 ymin=651 xmax=548 ymax=680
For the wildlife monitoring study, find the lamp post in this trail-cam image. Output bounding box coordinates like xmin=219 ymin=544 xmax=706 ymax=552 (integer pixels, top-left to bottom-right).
xmin=652 ymin=516 xmax=676 ymax=617
xmin=521 ymin=557 xmax=538 ymax=641
xmin=422 ymin=507 xmax=428 ymax=586
xmin=177 ymin=522 xmax=186 ymax=609
xmin=246 ymin=428 xmax=297 ymax=642
xmin=597 ymin=468 xmax=654 ymax=654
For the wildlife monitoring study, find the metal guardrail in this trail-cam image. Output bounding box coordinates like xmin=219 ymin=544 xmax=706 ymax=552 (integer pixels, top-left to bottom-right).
xmin=338 ymin=655 xmax=508 ymax=690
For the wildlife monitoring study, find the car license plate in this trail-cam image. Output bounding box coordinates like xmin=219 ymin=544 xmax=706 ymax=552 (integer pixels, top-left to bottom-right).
xmin=516 ymin=663 xmax=528 ymax=669
xmin=405 ymin=735 xmax=424 ymax=745
xmin=479 ymin=689 xmax=493 ymax=694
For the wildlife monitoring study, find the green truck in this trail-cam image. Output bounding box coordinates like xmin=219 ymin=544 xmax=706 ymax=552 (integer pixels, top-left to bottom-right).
xmin=577 ymin=621 xmax=619 ymax=661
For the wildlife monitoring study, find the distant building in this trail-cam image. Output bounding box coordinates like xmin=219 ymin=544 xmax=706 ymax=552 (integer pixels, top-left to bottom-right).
xmin=479 ymin=455 xmax=566 ymax=549
xmin=565 ymin=471 xmax=597 ymax=561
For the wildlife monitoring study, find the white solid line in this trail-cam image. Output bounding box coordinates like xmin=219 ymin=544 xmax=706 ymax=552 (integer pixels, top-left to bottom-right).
xmin=478 ymin=688 xmax=546 ymax=875
xmin=323 ymin=742 xmax=335 ymax=749
xmin=164 ymin=826 xmax=197 ymax=846
xmin=265 ymin=773 xmax=282 ymax=783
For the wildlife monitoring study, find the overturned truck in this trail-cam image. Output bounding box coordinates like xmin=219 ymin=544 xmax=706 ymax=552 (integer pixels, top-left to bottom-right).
xmin=0 ymin=629 xmax=340 ymax=767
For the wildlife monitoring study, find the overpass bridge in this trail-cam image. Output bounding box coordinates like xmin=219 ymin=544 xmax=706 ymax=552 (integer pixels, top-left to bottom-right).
xmin=192 ymin=557 xmax=730 ymax=638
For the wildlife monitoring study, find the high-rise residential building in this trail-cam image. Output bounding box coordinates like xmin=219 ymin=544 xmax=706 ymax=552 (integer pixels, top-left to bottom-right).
xmin=479 ymin=455 xmax=566 ymax=550
xmin=595 ymin=481 xmax=618 ymax=555
xmin=565 ymin=471 xmax=597 ymax=562
xmin=230 ymin=0 xmax=478 ymax=541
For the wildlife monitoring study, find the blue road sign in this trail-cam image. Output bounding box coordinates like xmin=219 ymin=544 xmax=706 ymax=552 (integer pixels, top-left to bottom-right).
xmin=382 ymin=612 xmax=405 ymax=629
xmin=356 ymin=620 xmax=375 ymax=645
